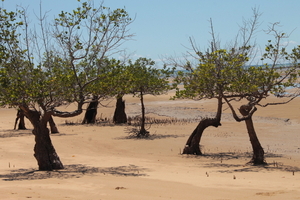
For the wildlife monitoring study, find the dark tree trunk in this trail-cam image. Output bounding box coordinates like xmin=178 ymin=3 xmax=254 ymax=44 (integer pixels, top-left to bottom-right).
xmin=183 ymin=118 xmax=221 ymax=155
xmin=239 ymin=105 xmax=266 ymax=165
xmin=82 ymin=99 xmax=99 ymax=124
xmin=14 ymin=110 xmax=59 ymax=133
xmin=183 ymin=97 xmax=222 ymax=155
xmin=33 ymin=125 xmax=64 ymax=170
xmin=14 ymin=109 xmax=27 ymax=130
xmin=18 ymin=114 xmax=26 ymax=130
xmin=21 ymin=107 xmax=64 ymax=171
xmin=113 ymin=96 xmax=127 ymax=124
xmin=137 ymin=91 xmax=149 ymax=137
xmin=49 ymin=116 xmax=59 ymax=134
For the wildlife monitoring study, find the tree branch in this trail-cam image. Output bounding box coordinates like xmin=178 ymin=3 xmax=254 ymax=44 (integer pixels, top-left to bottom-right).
xmin=223 ymin=96 xmax=257 ymax=122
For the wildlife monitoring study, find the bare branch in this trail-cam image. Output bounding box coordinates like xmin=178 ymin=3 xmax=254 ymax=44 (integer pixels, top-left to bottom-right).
xmin=258 ymin=93 xmax=299 ymax=107
xmin=51 ymin=109 xmax=83 ymax=118
xmin=223 ymin=96 xmax=257 ymax=122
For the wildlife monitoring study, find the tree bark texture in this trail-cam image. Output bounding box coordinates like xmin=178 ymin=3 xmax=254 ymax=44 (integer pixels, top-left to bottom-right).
xmin=14 ymin=110 xmax=59 ymax=133
xmin=182 ymin=97 xmax=222 ymax=155
xmin=113 ymin=96 xmax=127 ymax=124
xmin=183 ymin=118 xmax=221 ymax=155
xmin=239 ymin=105 xmax=266 ymax=165
xmin=21 ymin=107 xmax=64 ymax=171
xmin=82 ymin=100 xmax=99 ymax=124
xmin=33 ymin=125 xmax=64 ymax=170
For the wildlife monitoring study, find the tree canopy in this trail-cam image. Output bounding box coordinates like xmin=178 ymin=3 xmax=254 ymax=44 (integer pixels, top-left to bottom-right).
xmin=0 ymin=1 xmax=134 ymax=170
xmin=124 ymin=57 xmax=174 ymax=137
xmin=172 ymin=10 xmax=300 ymax=164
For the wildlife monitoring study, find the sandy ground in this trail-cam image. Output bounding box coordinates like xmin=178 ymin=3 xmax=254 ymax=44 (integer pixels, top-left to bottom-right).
xmin=0 ymin=91 xmax=300 ymax=200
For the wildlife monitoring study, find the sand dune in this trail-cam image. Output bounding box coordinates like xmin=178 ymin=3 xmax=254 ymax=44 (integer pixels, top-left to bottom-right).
xmin=0 ymin=93 xmax=300 ymax=200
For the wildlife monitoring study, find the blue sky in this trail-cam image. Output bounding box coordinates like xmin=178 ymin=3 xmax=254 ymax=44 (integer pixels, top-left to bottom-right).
xmin=2 ymin=0 xmax=300 ymax=66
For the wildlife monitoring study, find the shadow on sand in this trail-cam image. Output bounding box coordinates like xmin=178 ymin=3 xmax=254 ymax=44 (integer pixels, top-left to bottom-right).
xmin=0 ymin=129 xmax=32 ymax=138
xmin=115 ymin=133 xmax=186 ymax=140
xmin=0 ymin=129 xmax=77 ymax=138
xmin=182 ymin=151 xmax=300 ymax=173
xmin=0 ymin=164 xmax=148 ymax=181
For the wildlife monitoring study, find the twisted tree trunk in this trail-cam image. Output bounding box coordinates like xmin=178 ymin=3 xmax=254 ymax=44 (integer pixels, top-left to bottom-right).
xmin=183 ymin=118 xmax=221 ymax=155
xmin=239 ymin=105 xmax=266 ymax=165
xmin=182 ymin=97 xmax=222 ymax=155
xmin=33 ymin=124 xmax=64 ymax=170
xmin=21 ymin=106 xmax=64 ymax=171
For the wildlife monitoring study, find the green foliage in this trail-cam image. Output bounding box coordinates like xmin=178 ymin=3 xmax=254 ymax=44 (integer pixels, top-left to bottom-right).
xmin=175 ymin=47 xmax=252 ymax=100
xmin=0 ymin=9 xmax=68 ymax=106
xmin=0 ymin=2 xmax=133 ymax=112
xmin=125 ymin=57 xmax=174 ymax=97
xmin=0 ymin=8 xmax=30 ymax=106
xmin=54 ymin=1 xmax=132 ymax=58
xmin=259 ymin=43 xmax=300 ymax=97
xmin=84 ymin=58 xmax=126 ymax=98
xmin=175 ymin=37 xmax=300 ymax=104
xmin=86 ymin=57 xmax=175 ymax=100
